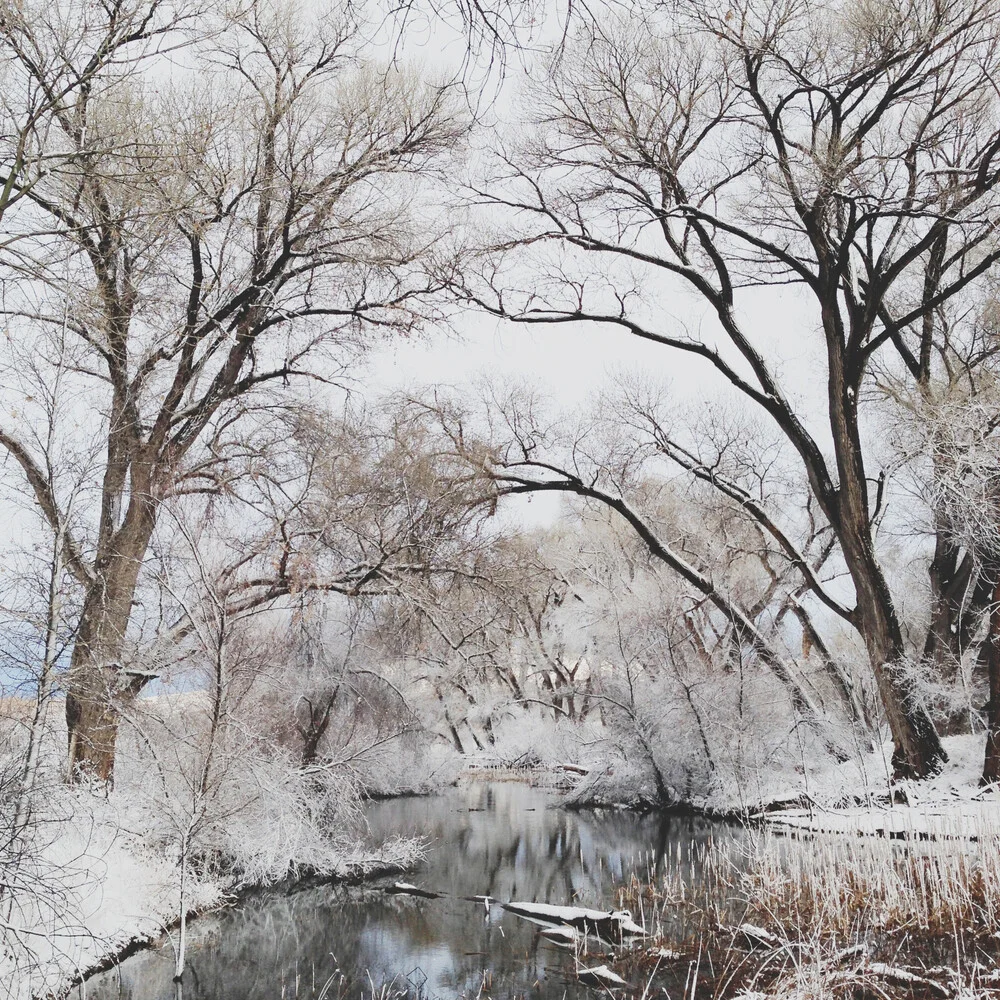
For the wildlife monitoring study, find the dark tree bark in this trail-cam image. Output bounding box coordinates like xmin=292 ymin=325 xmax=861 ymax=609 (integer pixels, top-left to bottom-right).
xmin=981 ymin=579 xmax=1000 ymax=785
xmin=297 ymin=689 xmax=339 ymax=767
xmin=65 ymin=503 xmax=158 ymax=780
xmin=447 ymin=0 xmax=1000 ymax=776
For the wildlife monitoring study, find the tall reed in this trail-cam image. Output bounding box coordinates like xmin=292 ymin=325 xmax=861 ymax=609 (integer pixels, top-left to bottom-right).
xmin=614 ymin=823 xmax=1000 ymax=997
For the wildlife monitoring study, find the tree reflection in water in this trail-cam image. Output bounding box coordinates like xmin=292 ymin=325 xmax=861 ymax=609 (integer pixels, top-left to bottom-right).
xmin=85 ymin=781 xmax=737 ymax=1000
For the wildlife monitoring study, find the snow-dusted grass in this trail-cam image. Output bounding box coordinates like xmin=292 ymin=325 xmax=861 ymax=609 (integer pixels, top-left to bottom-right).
xmin=611 ymin=743 xmax=1000 ymax=1000
xmin=736 ymin=833 xmax=1000 ymax=938
xmin=618 ymin=739 xmax=1000 ymax=940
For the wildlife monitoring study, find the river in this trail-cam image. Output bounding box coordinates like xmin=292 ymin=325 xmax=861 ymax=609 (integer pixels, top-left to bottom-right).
xmin=84 ymin=778 xmax=737 ymax=1000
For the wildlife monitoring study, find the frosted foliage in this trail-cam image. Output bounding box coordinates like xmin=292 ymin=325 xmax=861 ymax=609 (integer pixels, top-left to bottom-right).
xmin=909 ymin=389 xmax=1000 ymax=557
xmin=0 ymin=697 xmax=423 ymax=1000
xmin=351 ymin=728 xmax=461 ymax=796
xmin=485 ymin=710 xmax=604 ymax=769
xmin=563 ymin=666 xmax=849 ymax=812
xmin=531 ymin=530 xmax=865 ymax=810
xmin=247 ymin=606 xmax=463 ymax=797
xmin=892 ymin=654 xmax=982 ymax=733
xmin=117 ymin=695 xmax=366 ymax=885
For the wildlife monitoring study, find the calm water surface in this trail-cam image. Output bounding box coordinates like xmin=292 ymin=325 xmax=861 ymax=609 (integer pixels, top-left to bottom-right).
xmin=85 ymin=780 xmax=737 ymax=1000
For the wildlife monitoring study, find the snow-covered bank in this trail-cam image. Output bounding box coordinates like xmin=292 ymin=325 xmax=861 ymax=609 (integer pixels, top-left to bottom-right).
xmin=759 ymin=733 xmax=999 ymax=838
xmin=63 ymin=844 xmax=421 ymax=1000
xmin=4 ymin=803 xmax=225 ymax=1000
xmin=0 ymin=705 xmax=429 ymax=1000
xmin=3 ymin=785 xmax=423 ymax=1000
xmin=560 ymin=733 xmax=996 ymax=819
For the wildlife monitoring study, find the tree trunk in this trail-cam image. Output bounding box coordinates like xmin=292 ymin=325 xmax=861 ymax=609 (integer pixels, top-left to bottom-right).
xmin=841 ymin=525 xmax=946 ymax=777
xmin=65 ymin=675 xmax=125 ymax=784
xmin=65 ymin=523 xmax=154 ymax=783
xmin=822 ymin=320 xmax=946 ymax=779
xmin=924 ymin=529 xmax=984 ymax=656
xmin=849 ymin=556 xmax=947 ymax=778
xmin=298 ymin=690 xmax=337 ymax=767
xmin=66 ymin=630 xmax=131 ymax=782
xmin=981 ymin=579 xmax=1000 ymax=785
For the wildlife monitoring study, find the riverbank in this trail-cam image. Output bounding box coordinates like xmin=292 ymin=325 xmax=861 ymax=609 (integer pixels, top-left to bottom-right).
xmin=79 ymin=779 xmax=686 ymax=1000
xmin=50 ymin=736 xmax=1000 ymax=1000
xmin=607 ymin=821 xmax=1000 ymax=1000
xmin=6 ymin=779 xmax=423 ymax=1000
xmin=560 ymin=733 xmax=995 ymax=820
xmin=72 ymin=772 xmax=1000 ymax=1000
xmin=62 ymin=849 xmax=420 ymax=1000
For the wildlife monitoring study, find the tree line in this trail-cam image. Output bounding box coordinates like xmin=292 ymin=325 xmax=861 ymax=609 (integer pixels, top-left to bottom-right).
xmin=1 ymin=0 xmax=1000 ymax=798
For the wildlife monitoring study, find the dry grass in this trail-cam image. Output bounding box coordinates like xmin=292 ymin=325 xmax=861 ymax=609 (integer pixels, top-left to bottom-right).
xmin=739 ymin=836 xmax=1000 ymax=939
xmin=612 ymin=824 xmax=1000 ymax=998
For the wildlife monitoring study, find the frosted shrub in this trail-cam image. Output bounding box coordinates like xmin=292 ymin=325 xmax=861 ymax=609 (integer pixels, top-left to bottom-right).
xmin=213 ymin=748 xmax=363 ymax=884
xmin=352 ymin=728 xmax=460 ymax=797
xmin=562 ymin=662 xmax=852 ymax=812
xmin=890 ymin=654 xmax=982 ymax=735
xmin=485 ymin=707 xmax=603 ymax=770
xmin=117 ymin=692 xmax=375 ymax=887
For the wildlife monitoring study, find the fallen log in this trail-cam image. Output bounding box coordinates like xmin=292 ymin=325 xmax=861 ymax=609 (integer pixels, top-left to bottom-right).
xmin=503 ymin=901 xmax=646 ymax=943
xmin=384 ymin=882 xmax=441 ymax=899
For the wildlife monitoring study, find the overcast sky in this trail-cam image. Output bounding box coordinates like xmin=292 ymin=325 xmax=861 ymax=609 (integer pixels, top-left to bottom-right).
xmin=365 ymin=281 xmax=829 ymax=425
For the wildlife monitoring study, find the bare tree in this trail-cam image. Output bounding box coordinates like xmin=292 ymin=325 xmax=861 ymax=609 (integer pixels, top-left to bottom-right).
xmin=412 ymin=384 xmax=866 ymax=758
xmin=0 ymin=0 xmax=467 ymax=781
xmin=452 ymin=0 xmax=1000 ymax=776
xmin=909 ymin=383 xmax=1000 ymax=781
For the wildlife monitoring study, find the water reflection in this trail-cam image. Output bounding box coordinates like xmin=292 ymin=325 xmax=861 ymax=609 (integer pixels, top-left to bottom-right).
xmin=86 ymin=780 xmax=736 ymax=1000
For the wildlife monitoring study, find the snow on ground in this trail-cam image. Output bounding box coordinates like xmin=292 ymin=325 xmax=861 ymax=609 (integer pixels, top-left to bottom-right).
xmin=1 ymin=793 xmax=227 ymax=1000
xmin=760 ymin=734 xmax=1000 ymax=838
xmin=0 ymin=786 xmax=422 ymax=1000
xmin=762 ymin=800 xmax=1000 ymax=839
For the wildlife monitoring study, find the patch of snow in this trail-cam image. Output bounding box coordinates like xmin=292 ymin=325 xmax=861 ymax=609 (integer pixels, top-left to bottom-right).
xmin=503 ymin=901 xmax=645 ymax=937
xmin=653 ymin=947 xmax=682 ymax=960
xmin=576 ymin=964 xmax=628 ymax=987
xmin=539 ymin=925 xmax=580 ymax=946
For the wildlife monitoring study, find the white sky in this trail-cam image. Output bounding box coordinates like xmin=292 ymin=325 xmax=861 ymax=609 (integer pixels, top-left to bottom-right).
xmin=361 ymin=0 xmax=836 ymax=451
xmin=361 ymin=281 xmax=832 ymax=529
xmin=365 ymin=281 xmax=828 ymax=423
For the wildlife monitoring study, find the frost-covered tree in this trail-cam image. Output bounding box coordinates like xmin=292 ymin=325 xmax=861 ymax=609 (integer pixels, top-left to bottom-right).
xmin=0 ymin=0 xmax=466 ymax=781
xmin=898 ymin=376 xmax=1000 ymax=782
xmin=454 ymin=0 xmax=1000 ymax=777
